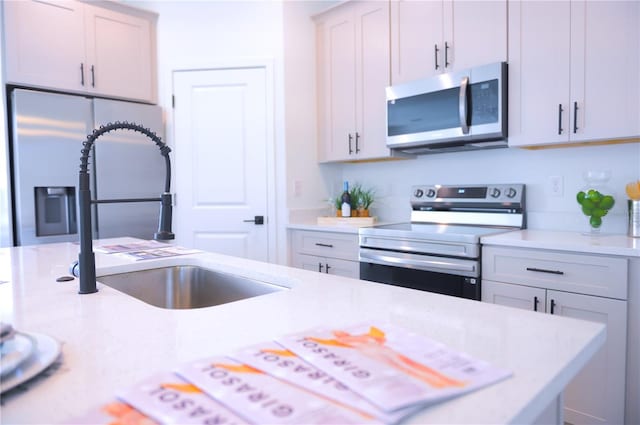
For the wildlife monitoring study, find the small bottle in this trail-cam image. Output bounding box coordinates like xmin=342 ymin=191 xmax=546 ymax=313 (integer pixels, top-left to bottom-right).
xmin=341 ymin=181 xmax=351 ymax=217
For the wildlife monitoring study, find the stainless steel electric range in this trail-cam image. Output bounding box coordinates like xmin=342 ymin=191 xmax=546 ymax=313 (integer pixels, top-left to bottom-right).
xmin=359 ymin=184 xmax=526 ymax=300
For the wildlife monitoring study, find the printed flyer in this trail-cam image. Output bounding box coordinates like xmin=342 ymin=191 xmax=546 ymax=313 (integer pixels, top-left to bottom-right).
xmin=276 ymin=322 xmax=512 ymax=412
xmin=117 ymin=372 xmax=249 ymax=425
xmin=174 ymin=355 xmax=381 ymax=424
xmin=231 ymin=341 xmax=422 ymax=424
xmin=94 ymin=240 xmax=168 ymax=254
xmin=67 ymin=399 xmax=159 ymax=425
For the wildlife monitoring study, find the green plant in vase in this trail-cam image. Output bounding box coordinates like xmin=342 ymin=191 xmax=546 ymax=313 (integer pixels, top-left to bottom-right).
xmin=576 ymin=172 xmax=615 ymax=233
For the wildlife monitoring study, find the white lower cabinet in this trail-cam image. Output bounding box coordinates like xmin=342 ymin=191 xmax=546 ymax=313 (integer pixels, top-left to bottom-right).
xmin=289 ymin=230 xmax=359 ymax=279
xmin=482 ymin=246 xmax=628 ymax=424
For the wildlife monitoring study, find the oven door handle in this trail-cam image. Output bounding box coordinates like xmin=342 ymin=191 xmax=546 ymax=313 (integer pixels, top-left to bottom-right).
xmin=359 ymin=249 xmax=478 ymax=276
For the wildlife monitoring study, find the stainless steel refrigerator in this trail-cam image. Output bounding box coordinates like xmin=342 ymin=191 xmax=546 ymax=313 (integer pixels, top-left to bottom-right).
xmin=10 ymin=88 xmax=166 ymax=246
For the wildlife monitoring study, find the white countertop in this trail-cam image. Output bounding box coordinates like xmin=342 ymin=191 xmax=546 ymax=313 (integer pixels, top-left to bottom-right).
xmin=0 ymin=238 xmax=605 ymax=424
xmin=481 ymin=229 xmax=640 ymax=257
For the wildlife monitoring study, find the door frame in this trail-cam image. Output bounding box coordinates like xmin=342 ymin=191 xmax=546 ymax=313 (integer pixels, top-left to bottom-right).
xmin=169 ymin=58 xmax=282 ymax=264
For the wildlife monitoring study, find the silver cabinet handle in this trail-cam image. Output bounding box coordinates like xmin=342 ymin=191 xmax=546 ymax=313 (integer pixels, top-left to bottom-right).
xmin=459 ymin=76 xmax=470 ymax=135
xmin=348 ymin=133 xmax=353 ymax=154
xmin=434 ymin=44 xmax=440 ymax=70
xmin=90 ymin=65 xmax=95 ymax=87
xmin=573 ymin=101 xmax=578 ymax=133
xmin=355 ymin=132 xmax=360 ymax=153
xmin=315 ymin=243 xmax=333 ymax=248
xmin=80 ymin=63 xmax=85 ymax=86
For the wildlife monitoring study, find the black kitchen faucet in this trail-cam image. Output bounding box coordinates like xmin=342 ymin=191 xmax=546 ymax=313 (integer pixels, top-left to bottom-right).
xmin=71 ymin=122 xmax=174 ymax=294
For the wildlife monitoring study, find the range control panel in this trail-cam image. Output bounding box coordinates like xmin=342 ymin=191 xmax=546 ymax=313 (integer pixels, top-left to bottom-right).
xmin=411 ymin=184 xmax=525 ymax=206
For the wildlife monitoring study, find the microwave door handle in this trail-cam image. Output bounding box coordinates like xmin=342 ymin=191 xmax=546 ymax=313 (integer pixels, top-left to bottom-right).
xmin=459 ymin=76 xmax=470 ymax=134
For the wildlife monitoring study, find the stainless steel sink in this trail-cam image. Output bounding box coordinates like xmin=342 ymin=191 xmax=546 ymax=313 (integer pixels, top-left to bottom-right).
xmin=98 ymin=265 xmax=285 ymax=309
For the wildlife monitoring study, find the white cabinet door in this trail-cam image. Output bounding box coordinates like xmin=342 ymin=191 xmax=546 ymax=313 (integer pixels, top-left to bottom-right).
xmin=390 ymin=0 xmax=444 ymax=84
xmin=571 ymin=1 xmax=640 ymax=142
xmin=316 ymin=1 xmax=392 ymax=162
xmin=391 ymin=0 xmax=506 ymax=85
xmin=482 ymin=280 xmax=545 ymax=312
xmin=445 ymin=1 xmax=507 ymax=71
xmin=320 ymin=7 xmax=357 ymax=162
xmin=509 ymin=0 xmax=639 ymax=147
xmin=293 ymin=253 xmax=359 ymax=279
xmin=354 ymin=1 xmax=391 ymax=159
xmin=4 ymin=0 xmax=86 ymax=92
xmin=508 ymin=0 xmax=571 ymax=147
xmin=84 ymin=4 xmax=155 ymax=103
xmin=3 ymin=0 xmax=156 ymax=103
xmin=548 ymin=290 xmax=627 ymax=425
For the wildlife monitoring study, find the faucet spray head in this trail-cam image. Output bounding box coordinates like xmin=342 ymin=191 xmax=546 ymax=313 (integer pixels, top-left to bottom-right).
xmin=154 ymin=192 xmax=175 ymax=241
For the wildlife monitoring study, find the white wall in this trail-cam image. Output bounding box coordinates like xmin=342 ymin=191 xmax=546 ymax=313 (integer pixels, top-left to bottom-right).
xmin=334 ymin=142 xmax=640 ymax=234
xmin=283 ymin=1 xmax=339 ymax=218
xmin=126 ymin=0 xmax=289 ymax=263
xmin=0 ymin=2 xmax=11 ymax=247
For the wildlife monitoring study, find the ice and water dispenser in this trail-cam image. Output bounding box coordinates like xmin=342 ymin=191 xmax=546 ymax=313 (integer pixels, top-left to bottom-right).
xmin=34 ymin=187 xmax=77 ymax=237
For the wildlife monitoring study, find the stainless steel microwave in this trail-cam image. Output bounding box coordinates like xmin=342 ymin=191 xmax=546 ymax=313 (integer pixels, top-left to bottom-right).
xmin=386 ymin=62 xmax=507 ymax=154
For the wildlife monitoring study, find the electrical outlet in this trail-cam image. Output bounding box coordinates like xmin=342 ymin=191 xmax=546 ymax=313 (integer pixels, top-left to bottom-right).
xmin=549 ymin=175 xmax=564 ymax=197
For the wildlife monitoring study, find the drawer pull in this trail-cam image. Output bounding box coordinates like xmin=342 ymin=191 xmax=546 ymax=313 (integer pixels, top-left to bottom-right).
xmin=526 ymin=267 xmax=564 ymax=275
xmin=315 ymin=243 xmax=334 ymax=248
xmin=533 ymin=296 xmax=539 ymax=312
xmin=550 ymin=299 xmax=556 ymax=315
xmin=325 ymin=264 xmax=331 ymax=274
xmin=318 ymin=263 xmax=324 ymax=273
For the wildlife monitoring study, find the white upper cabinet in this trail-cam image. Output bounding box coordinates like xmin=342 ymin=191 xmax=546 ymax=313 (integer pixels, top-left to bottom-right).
xmin=508 ymin=0 xmax=640 ymax=147
xmin=390 ymin=0 xmax=507 ymax=85
xmin=4 ymin=1 xmax=87 ymax=93
xmin=4 ymin=0 xmax=157 ymax=104
xmin=84 ymin=4 xmax=155 ymax=103
xmin=316 ymin=1 xmax=395 ymax=162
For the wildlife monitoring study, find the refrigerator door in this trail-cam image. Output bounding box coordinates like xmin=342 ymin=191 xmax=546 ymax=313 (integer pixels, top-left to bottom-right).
xmin=92 ymin=99 xmax=165 ymax=239
xmin=11 ymin=89 xmax=93 ymax=246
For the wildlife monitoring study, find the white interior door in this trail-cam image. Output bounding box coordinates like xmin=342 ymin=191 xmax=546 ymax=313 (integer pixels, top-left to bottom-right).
xmin=173 ymin=67 xmax=270 ymax=261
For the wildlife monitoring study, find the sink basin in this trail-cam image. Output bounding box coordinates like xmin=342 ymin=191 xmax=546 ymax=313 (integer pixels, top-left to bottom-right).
xmin=98 ymin=265 xmax=285 ymax=309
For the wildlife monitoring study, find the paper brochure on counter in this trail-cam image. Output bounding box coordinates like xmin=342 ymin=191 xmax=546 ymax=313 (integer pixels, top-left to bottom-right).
xmin=69 ymin=322 xmax=512 ymax=424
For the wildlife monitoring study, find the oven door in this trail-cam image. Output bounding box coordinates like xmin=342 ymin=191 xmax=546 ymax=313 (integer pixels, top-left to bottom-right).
xmin=359 ymin=248 xmax=480 ymax=300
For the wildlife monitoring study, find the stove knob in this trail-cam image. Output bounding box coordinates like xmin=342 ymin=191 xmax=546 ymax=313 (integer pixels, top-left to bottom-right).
xmin=414 ymin=189 xmax=424 ymax=198
xmin=506 ymin=187 xmax=517 ymax=198
xmin=490 ymin=188 xmax=501 ymax=198
xmin=426 ymin=188 xmax=436 ymax=198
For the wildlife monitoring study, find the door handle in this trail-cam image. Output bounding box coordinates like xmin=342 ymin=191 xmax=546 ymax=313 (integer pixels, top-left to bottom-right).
xmin=243 ymin=215 xmax=264 ymax=225
xmin=318 ymin=263 xmax=324 ymax=273
xmin=573 ymin=101 xmax=579 ymax=133
xmin=325 ymin=264 xmax=331 ymax=274
xmin=348 ymin=133 xmax=353 ymax=154
xmin=434 ymin=44 xmax=440 ymax=70
xmin=91 ymin=65 xmax=95 ymax=87
xmin=80 ymin=63 xmax=85 ymax=86
xmin=533 ymin=296 xmax=539 ymax=312
xmin=550 ymin=299 xmax=556 ymax=315
xmin=355 ymin=132 xmax=360 ymax=153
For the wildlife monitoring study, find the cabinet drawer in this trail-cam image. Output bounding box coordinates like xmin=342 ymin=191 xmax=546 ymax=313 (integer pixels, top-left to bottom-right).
xmin=292 ymin=230 xmax=358 ymax=261
xmin=482 ymin=246 xmax=628 ymax=299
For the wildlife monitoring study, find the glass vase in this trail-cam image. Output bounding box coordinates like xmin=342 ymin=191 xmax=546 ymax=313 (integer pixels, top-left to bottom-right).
xmin=576 ymin=170 xmax=616 ymax=235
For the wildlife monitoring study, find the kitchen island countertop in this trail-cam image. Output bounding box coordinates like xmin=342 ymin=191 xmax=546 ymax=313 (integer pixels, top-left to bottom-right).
xmin=0 ymin=238 xmax=604 ymax=424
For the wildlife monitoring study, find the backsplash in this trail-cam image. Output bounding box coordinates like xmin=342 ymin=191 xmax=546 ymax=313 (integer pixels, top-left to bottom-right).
xmin=331 ymin=142 xmax=640 ymax=234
